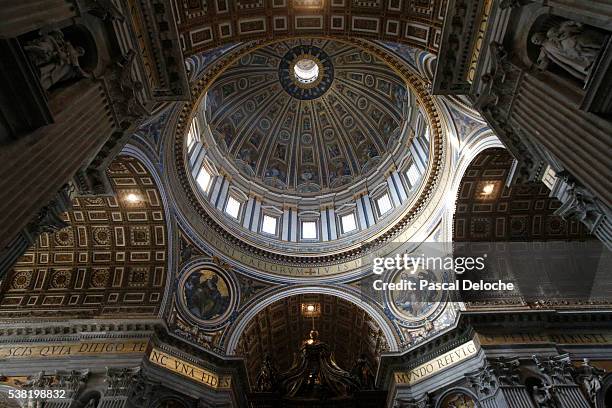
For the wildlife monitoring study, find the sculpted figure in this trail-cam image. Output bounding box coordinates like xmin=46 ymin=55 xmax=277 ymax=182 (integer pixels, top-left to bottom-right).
xmin=24 ymin=30 xmax=89 ymax=90
xmin=350 ymin=354 xmax=374 ymax=390
xmin=575 ymin=358 xmax=605 ymax=403
xmin=531 ymin=20 xmax=607 ymax=81
xmin=256 ymin=355 xmax=278 ymax=392
xmin=532 ymin=385 xmax=555 ymax=408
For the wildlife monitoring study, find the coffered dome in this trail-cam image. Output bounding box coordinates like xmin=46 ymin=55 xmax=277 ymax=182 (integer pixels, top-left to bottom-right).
xmin=179 ymin=38 xmax=437 ymax=262
xmin=204 ymin=39 xmax=409 ymax=195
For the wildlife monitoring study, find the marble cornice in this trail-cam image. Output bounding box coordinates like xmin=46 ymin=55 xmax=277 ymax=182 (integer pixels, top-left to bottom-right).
xmin=0 ymin=319 xmax=161 ymax=343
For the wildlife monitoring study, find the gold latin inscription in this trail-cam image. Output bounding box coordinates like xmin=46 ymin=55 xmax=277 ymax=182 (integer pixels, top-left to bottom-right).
xmin=148 ymin=348 xmax=232 ymax=389
xmin=393 ymin=340 xmax=478 ymax=386
xmin=0 ymin=340 xmax=148 ymax=359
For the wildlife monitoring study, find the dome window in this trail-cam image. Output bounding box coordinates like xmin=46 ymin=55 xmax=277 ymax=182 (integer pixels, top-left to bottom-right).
xmin=341 ymin=213 xmax=357 ymax=234
xmin=187 ymin=118 xmax=198 ymax=152
xmin=196 ymin=168 xmax=212 ymax=193
xmin=405 ymin=163 xmax=421 ymax=190
xmin=261 ymin=215 xmax=278 ymax=235
xmin=301 ymin=220 xmax=318 ymax=240
xmin=376 ymin=193 xmax=393 ymax=216
xmin=225 ymin=196 xmax=242 ymax=219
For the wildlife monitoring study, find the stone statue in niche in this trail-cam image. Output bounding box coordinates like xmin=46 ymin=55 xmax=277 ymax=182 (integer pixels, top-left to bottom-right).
xmin=87 ymin=0 xmax=125 ymax=22
xmin=531 ymin=20 xmax=607 ymax=82
xmin=24 ymin=30 xmax=90 ymax=90
xmin=554 ymin=172 xmax=605 ymax=231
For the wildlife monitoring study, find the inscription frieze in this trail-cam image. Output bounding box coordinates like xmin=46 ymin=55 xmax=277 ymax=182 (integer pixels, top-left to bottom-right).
xmin=0 ymin=340 xmax=148 ymax=359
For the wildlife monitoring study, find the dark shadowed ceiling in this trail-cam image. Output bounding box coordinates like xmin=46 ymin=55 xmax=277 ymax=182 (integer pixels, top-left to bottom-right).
xmin=236 ymin=294 xmax=386 ymax=385
xmin=453 ymin=148 xmax=591 ymax=241
xmin=0 ymin=156 xmax=167 ymax=318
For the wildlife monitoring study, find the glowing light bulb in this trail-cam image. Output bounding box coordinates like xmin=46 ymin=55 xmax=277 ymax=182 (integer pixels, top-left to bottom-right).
xmin=125 ymin=193 xmax=141 ymax=203
xmin=306 ymin=304 xmax=315 ymax=312
xmin=482 ymin=184 xmax=495 ymax=195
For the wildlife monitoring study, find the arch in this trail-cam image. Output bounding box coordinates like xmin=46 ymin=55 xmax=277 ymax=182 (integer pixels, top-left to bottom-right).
xmin=596 ymin=372 xmax=612 ymax=408
xmin=152 ymin=397 xmax=190 ymax=408
xmin=235 ymin=292 xmax=388 ymax=386
xmin=74 ymin=390 xmax=102 ymax=407
xmin=440 ymin=131 xmax=503 ymax=242
xmin=225 ymin=285 xmax=399 ymax=354
xmin=451 ymin=147 xmax=592 ymax=242
xmin=121 ymin=144 xmax=177 ymax=317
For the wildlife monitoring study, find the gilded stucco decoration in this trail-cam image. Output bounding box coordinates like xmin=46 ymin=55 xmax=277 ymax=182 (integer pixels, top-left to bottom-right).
xmin=205 ymin=39 xmax=408 ymax=194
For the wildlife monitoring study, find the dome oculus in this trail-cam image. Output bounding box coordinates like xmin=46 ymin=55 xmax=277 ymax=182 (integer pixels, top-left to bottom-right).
xmin=293 ymin=57 xmax=319 ymax=83
xmin=279 ymin=45 xmax=333 ymax=100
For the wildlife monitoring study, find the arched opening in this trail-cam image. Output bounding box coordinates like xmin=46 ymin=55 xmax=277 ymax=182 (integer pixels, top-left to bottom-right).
xmin=74 ymin=390 xmax=101 ymax=407
xmin=236 ymin=293 xmax=387 ymax=387
xmin=293 ymin=57 xmax=320 ymax=84
xmin=153 ymin=398 xmax=189 ymax=408
xmin=438 ymin=390 xmax=479 ymax=408
xmin=524 ymin=376 xmax=547 ymax=407
xmin=237 ymin=293 xmax=390 ymax=405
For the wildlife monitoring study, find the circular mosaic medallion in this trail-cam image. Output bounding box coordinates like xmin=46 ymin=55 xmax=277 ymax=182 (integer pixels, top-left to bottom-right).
xmin=54 ymin=228 xmax=74 ymax=246
xmin=92 ymin=226 xmax=112 ymax=245
xmin=177 ymin=262 xmax=237 ymax=327
xmin=279 ymin=45 xmax=334 ymax=100
xmin=385 ymin=267 xmax=447 ymax=327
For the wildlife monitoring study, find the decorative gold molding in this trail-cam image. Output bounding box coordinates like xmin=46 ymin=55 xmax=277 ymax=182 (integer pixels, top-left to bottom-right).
xmin=466 ymin=0 xmax=494 ymax=83
xmin=0 ymin=340 xmax=148 ymax=359
xmin=393 ymin=340 xmax=479 ymax=386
